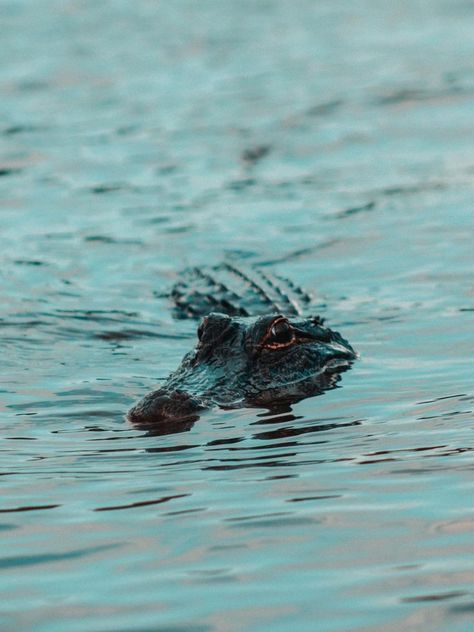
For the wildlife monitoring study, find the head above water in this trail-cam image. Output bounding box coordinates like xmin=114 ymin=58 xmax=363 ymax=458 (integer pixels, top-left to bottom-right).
xmin=193 ymin=311 xmax=355 ymax=377
xmin=127 ymin=312 xmax=356 ymax=430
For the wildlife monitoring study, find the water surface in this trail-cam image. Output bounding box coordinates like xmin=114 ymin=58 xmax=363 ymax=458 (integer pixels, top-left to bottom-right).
xmin=1 ymin=1 xmax=474 ymax=630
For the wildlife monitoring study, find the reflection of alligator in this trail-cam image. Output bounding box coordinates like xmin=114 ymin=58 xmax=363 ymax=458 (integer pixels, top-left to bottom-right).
xmin=128 ymin=264 xmax=356 ymax=430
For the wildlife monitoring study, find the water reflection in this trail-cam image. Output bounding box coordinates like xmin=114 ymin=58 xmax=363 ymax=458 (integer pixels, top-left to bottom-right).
xmin=94 ymin=493 xmax=190 ymax=512
xmin=133 ymin=414 xmax=200 ymax=438
xmin=251 ymin=417 xmax=362 ymax=441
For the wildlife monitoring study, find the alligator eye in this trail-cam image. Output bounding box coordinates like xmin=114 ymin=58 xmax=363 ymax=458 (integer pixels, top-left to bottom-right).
xmin=263 ymin=318 xmax=295 ymax=348
xmin=270 ymin=320 xmax=292 ymax=343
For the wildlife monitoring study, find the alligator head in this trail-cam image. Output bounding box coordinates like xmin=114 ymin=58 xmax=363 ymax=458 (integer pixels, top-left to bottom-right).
xmin=127 ymin=312 xmax=356 ymax=432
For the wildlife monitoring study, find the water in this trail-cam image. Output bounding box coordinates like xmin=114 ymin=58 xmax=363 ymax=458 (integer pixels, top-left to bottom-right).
xmin=1 ymin=1 xmax=473 ymax=630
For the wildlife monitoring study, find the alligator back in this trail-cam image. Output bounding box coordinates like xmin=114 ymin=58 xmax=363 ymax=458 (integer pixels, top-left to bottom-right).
xmin=171 ymin=263 xmax=313 ymax=319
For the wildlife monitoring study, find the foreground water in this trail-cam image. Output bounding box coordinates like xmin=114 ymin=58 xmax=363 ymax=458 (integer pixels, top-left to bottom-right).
xmin=1 ymin=1 xmax=474 ymax=630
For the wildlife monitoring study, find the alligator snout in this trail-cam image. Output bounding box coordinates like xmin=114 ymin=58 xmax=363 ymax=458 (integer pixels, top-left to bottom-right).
xmin=127 ymin=388 xmax=204 ymax=427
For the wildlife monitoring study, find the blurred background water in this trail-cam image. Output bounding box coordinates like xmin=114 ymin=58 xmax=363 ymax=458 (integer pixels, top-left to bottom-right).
xmin=1 ymin=1 xmax=474 ymax=630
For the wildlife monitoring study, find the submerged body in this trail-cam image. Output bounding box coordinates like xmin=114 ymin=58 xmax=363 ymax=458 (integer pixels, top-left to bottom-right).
xmin=128 ymin=264 xmax=356 ymax=430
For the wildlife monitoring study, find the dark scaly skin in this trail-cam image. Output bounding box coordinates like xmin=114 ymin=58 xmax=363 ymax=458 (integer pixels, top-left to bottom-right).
xmin=170 ymin=263 xmax=312 ymax=318
xmin=128 ymin=281 xmax=356 ymax=431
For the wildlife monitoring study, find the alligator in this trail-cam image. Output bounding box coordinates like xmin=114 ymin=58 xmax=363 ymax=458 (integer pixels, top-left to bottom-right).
xmin=127 ymin=263 xmax=356 ymax=430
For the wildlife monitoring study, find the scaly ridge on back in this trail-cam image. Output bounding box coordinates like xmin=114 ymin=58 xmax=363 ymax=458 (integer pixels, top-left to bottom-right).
xmin=170 ymin=263 xmax=314 ymax=319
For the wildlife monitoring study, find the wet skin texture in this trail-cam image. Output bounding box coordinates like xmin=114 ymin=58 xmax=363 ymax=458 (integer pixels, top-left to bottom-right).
xmin=127 ymin=311 xmax=356 ymax=431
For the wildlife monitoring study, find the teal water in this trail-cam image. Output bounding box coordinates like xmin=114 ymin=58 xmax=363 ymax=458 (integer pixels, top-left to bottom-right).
xmin=1 ymin=1 xmax=474 ymax=630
